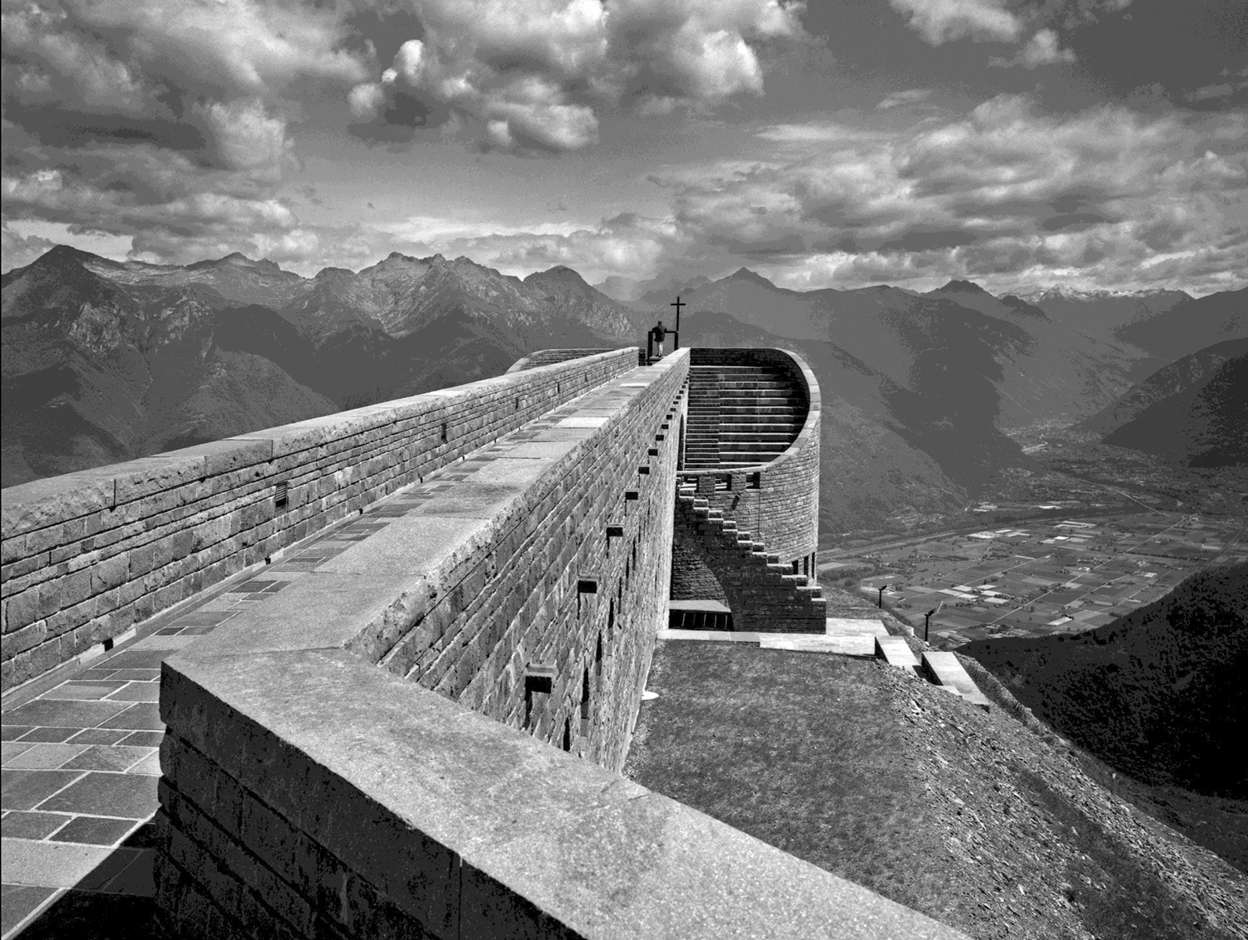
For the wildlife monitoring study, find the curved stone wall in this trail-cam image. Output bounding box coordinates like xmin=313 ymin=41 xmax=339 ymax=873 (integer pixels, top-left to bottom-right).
xmin=681 ymin=347 xmax=821 ymax=572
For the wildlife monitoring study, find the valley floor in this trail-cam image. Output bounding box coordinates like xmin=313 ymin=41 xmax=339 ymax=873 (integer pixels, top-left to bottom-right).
xmin=828 ymin=509 xmax=1245 ymax=649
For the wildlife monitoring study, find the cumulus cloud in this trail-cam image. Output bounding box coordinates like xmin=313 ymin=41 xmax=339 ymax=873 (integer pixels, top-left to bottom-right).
xmin=877 ymin=88 xmax=935 ymax=110
xmin=651 ymin=96 xmax=1248 ymax=294
xmin=0 ymin=153 xmax=306 ymax=269
xmin=2 ymin=0 xmax=370 ymax=176
xmin=990 ymin=29 xmax=1076 ymax=67
xmin=0 ymin=221 xmax=56 ymax=271
xmin=889 ymin=0 xmax=1023 ymax=44
xmin=348 ymin=0 xmax=807 ymax=152
xmin=889 ymin=0 xmax=1127 ymax=68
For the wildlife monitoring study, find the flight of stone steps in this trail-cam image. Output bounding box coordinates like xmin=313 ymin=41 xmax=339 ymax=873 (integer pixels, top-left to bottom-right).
xmin=675 ymin=482 xmax=826 ymax=630
xmin=684 ymin=363 xmax=804 ymax=469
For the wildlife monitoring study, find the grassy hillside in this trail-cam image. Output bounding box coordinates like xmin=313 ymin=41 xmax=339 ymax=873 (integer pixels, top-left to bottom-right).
xmin=626 ymin=641 xmax=1247 ymax=939
xmin=961 ymin=563 xmax=1248 ymax=798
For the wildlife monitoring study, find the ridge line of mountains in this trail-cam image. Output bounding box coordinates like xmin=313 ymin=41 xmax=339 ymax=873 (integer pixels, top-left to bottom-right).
xmin=3 ymin=246 xmax=1245 ymax=534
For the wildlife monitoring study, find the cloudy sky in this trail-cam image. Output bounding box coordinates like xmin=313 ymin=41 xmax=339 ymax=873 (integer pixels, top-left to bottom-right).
xmin=2 ymin=0 xmax=1245 ymax=295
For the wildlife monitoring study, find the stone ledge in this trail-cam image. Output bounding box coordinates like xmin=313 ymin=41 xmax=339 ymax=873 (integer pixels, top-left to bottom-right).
xmin=163 ymin=646 xmax=967 ymax=940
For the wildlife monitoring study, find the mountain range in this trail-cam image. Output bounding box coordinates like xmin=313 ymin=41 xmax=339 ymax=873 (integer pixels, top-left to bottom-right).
xmin=3 ymin=246 xmax=1245 ymax=536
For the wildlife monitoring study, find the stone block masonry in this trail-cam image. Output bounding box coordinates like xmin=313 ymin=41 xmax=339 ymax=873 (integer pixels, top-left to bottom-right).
xmin=154 ymin=349 xmax=963 ymax=939
xmin=681 ymin=348 xmax=820 ymax=574
xmin=0 ymin=349 xmax=638 ymax=692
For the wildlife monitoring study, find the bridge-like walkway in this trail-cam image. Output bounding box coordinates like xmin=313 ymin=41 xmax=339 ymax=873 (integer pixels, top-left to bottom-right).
xmin=1 ymin=391 xmax=625 ymax=937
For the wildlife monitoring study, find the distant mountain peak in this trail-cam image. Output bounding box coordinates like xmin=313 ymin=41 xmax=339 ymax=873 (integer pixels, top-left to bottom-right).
xmin=30 ymin=244 xmax=101 ymax=269
xmin=726 ymin=267 xmax=776 ymax=288
xmin=938 ymin=279 xmax=990 ymax=294
xmin=186 ymin=252 xmax=284 ymax=273
xmin=525 ymin=265 xmax=589 ymax=288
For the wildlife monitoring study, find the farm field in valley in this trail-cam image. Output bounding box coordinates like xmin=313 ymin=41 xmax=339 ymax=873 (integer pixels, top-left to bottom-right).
xmin=821 ymin=511 xmax=1247 ymax=649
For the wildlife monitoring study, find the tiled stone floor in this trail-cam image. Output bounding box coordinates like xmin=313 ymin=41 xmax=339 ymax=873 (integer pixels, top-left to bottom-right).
xmin=0 ymin=420 xmax=593 ymax=937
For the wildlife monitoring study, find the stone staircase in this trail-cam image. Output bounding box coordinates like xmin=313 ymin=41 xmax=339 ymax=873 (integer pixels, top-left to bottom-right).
xmin=675 ymin=482 xmax=825 ymax=631
xmin=684 ymin=364 xmax=804 ymax=469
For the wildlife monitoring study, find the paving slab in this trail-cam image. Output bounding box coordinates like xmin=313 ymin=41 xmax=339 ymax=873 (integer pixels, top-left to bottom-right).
xmin=759 ymin=635 xmax=875 ymax=657
xmin=96 ymin=704 xmax=162 ymax=732
xmin=2 ymin=771 xmax=85 ymax=811
xmin=3 ymin=701 xmax=129 ymax=731
xmin=59 ymin=746 xmax=152 ymax=773
xmin=0 ymin=840 xmax=115 ymax=888
xmin=824 ymin=617 xmax=888 ymax=636
xmin=0 ymin=884 xmax=55 ymax=936
xmin=35 ymin=772 xmax=158 ymax=819
xmin=3 ymin=746 xmax=89 ymax=771
xmin=1 ymin=812 xmax=72 ymax=841
xmin=48 ymin=816 xmax=139 ymax=847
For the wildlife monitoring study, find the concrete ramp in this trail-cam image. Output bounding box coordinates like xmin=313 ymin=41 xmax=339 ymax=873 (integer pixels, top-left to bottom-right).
xmin=875 ymin=635 xmax=920 ymax=673
xmin=920 ymin=652 xmax=992 ymax=710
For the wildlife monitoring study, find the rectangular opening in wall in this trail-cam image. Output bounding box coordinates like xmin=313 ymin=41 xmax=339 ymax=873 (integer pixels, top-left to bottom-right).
xmin=524 ymin=664 xmax=555 ymax=730
xmin=440 ymin=422 xmax=448 ymax=444
xmin=747 ymin=472 xmax=761 ymax=489
xmin=577 ymin=578 xmax=597 ymax=615
xmin=648 ymin=448 xmax=658 ymax=456
xmin=515 ymin=396 xmax=521 ymax=411
xmin=274 ymin=481 xmax=289 ymax=510
xmin=625 ymin=491 xmax=638 ymax=501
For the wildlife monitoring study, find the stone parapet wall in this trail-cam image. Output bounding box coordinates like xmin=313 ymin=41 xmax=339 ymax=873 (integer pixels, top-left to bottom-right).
xmin=0 ymin=348 xmax=637 ymax=691
xmin=507 ymin=348 xmax=620 ymax=372
xmin=681 ymin=347 xmax=821 ymax=572
xmin=156 ymin=353 xmax=697 ymax=935
xmin=157 ymin=646 xmax=964 ymax=940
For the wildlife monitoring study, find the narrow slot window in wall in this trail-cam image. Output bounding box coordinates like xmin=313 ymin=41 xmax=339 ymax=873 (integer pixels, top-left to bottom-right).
xmin=274 ymin=481 xmax=289 ymax=510
xmin=595 ymin=633 xmax=603 ymax=679
xmin=608 ymin=598 xmax=615 ymax=633
xmin=580 ymin=668 xmax=591 ymax=735
xmin=562 ymin=718 xmax=572 ymax=752
xmin=515 ymin=396 xmax=521 ymax=411
xmin=440 ymin=422 xmax=448 ymax=444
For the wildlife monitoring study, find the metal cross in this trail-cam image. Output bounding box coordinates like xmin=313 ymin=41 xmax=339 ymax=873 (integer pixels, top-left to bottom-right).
xmin=670 ymin=296 xmax=685 ymax=318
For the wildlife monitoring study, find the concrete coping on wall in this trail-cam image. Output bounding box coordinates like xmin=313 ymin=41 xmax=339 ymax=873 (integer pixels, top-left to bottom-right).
xmin=505 ymin=348 xmax=619 ymax=373
xmin=1 ymin=348 xmax=637 ymax=538
xmin=160 ymin=347 xmax=964 ymax=939
xmin=164 ymin=647 xmax=966 ymax=939
xmin=679 ymin=347 xmax=821 ymax=479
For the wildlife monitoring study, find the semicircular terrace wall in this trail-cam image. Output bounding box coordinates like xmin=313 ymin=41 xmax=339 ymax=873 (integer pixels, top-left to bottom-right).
xmin=680 ymin=348 xmax=821 ymax=570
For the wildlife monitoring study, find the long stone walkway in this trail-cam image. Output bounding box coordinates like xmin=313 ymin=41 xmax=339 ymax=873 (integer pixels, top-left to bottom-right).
xmin=0 ymin=404 xmax=593 ymax=938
